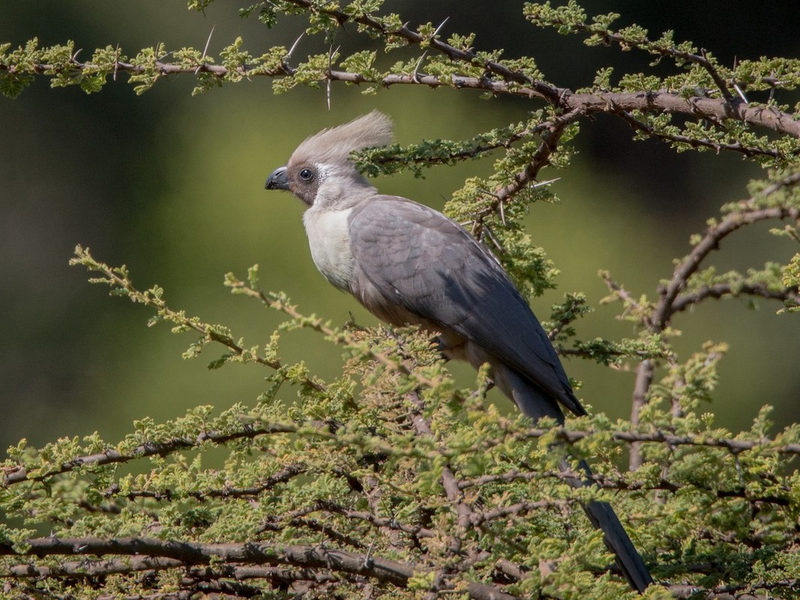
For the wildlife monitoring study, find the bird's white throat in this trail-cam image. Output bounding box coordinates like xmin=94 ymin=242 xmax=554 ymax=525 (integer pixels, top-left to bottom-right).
xmin=302 ymin=206 xmax=355 ymax=292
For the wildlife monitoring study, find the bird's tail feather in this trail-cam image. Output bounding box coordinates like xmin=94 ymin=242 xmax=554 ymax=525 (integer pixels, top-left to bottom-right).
xmin=565 ymin=459 xmax=653 ymax=592
xmin=492 ymin=363 xmax=652 ymax=591
xmin=582 ymin=498 xmax=653 ymax=592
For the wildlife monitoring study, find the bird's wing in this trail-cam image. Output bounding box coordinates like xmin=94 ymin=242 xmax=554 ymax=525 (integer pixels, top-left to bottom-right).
xmin=348 ymin=196 xmax=585 ymax=416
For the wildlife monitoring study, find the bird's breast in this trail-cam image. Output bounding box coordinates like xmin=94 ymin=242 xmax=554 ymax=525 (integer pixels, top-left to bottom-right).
xmin=302 ymin=206 xmax=355 ymax=291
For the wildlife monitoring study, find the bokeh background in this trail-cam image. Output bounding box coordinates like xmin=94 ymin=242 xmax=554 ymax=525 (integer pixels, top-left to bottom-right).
xmin=1 ymin=1 xmax=798 ymax=451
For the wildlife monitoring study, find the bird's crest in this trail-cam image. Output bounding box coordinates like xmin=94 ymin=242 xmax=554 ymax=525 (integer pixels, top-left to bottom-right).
xmin=291 ymin=110 xmax=394 ymax=167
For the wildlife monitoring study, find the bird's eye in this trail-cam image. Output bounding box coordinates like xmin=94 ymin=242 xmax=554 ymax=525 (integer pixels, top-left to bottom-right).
xmin=298 ymin=168 xmax=314 ymax=182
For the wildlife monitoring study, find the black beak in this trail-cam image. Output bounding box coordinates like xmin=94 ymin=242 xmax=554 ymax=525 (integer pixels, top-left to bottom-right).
xmin=265 ymin=166 xmax=290 ymax=191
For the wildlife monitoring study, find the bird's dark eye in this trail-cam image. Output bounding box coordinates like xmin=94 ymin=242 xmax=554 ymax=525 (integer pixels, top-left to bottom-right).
xmin=298 ymin=168 xmax=314 ymax=182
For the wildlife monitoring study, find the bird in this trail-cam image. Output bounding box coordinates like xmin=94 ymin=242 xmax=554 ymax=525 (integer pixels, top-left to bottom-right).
xmin=265 ymin=111 xmax=653 ymax=592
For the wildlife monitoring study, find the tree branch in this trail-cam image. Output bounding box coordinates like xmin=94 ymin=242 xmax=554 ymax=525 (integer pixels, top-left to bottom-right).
xmin=70 ymin=245 xmax=328 ymax=394
xmin=5 ymin=57 xmax=800 ymax=141
xmin=0 ymin=536 xmax=520 ymax=600
xmin=656 ymin=182 xmax=800 ymax=331
xmin=625 ymin=171 xmax=800 ymax=467
xmin=672 ymin=281 xmax=800 ymax=313
xmin=458 ymin=469 xmax=792 ymax=506
xmin=508 ymin=426 xmax=800 ymax=456
xmin=408 ymin=390 xmax=473 ymax=558
xmin=106 ymin=463 xmax=307 ymax=502
xmin=617 ymin=109 xmax=789 ymax=160
xmin=2 ymin=422 xmax=299 ymax=486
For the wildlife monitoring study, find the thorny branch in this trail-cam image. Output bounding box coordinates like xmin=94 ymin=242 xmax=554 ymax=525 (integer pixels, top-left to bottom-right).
xmin=656 ymin=171 xmax=800 ymax=330
xmin=671 ymin=280 xmax=800 ymax=314
xmin=5 ymin=58 xmax=798 ymax=141
xmin=2 ymin=422 xmax=299 ymax=486
xmin=472 ymin=107 xmax=585 ymax=232
xmin=617 ymin=109 xmax=787 ymax=160
xmin=0 ymin=537 xmax=519 ymax=600
xmin=622 ymin=171 xmax=800 ymax=468
xmin=407 ymin=389 xmax=474 ymax=569
xmin=69 ymin=245 xmax=328 ymax=394
xmin=1 ymin=536 xmax=793 ymax=599
xmin=7 ymin=417 xmax=800 ymax=490
xmin=458 ymin=468 xmax=793 ymax=506
xmin=277 ymin=0 xmax=800 ymax=142
xmin=104 ymin=463 xmax=307 ymax=502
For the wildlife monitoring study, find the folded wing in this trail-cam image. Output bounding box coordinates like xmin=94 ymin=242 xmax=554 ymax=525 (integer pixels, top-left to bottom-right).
xmin=348 ymin=196 xmax=585 ymax=418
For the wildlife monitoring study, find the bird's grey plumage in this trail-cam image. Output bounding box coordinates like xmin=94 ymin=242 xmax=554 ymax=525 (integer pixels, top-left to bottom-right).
xmin=265 ymin=111 xmax=652 ymax=592
xmin=347 ymin=197 xmax=583 ymax=421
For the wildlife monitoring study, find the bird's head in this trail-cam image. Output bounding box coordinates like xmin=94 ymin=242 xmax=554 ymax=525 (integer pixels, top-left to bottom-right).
xmin=265 ymin=110 xmax=394 ymax=209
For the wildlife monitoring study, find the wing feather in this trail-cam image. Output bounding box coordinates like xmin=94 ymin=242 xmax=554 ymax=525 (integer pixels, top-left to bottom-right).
xmin=348 ymin=196 xmax=585 ymax=416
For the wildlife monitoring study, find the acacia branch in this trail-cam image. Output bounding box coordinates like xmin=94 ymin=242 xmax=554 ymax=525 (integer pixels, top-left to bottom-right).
xmin=617 ymin=109 xmax=789 ymax=160
xmin=491 ymin=108 xmax=583 ymax=205
xmin=3 ymin=536 xmax=789 ymax=599
xmin=407 ymin=390 xmax=474 ymax=559
xmin=672 ymin=281 xmax=800 ymax=313
xmin=275 ymin=0 xmax=562 ymax=102
xmin=228 ymin=277 xmax=452 ymax=396
xmin=0 ymin=536 xmax=519 ymax=600
xmin=312 ymin=499 xmax=437 ymax=539
xmin=510 ymin=427 xmax=800 ymax=456
xmin=70 ymin=245 xmax=328 ymax=394
xmin=656 ymin=190 xmax=800 ymax=330
xmin=468 ymin=499 xmax=574 ymax=527
xmin=626 ymin=172 xmax=800 ymax=468
xmin=106 ymin=463 xmax=307 ymax=502
xmin=458 ymin=469 xmax=792 ymax=506
xmin=670 ymin=582 xmax=799 ymax=600
xmin=538 ymin=15 xmax=736 ymax=101
xmin=6 ymin=420 xmax=799 ymax=490
xmin=5 ymin=55 xmax=800 ymax=142
xmin=261 ymin=515 xmax=367 ymax=550
xmin=0 ymin=537 xmax=410 ymax=586
xmin=2 ymin=422 xmax=299 ymax=486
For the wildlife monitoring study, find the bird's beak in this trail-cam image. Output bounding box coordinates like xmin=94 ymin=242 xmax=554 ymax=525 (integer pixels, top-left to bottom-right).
xmin=265 ymin=166 xmax=290 ymax=191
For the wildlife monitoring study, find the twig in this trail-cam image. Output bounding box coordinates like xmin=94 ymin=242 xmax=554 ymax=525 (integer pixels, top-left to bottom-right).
xmin=3 ymin=422 xmax=299 ymax=486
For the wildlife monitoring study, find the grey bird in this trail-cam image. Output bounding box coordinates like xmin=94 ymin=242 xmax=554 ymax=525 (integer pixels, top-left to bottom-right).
xmin=265 ymin=111 xmax=652 ymax=592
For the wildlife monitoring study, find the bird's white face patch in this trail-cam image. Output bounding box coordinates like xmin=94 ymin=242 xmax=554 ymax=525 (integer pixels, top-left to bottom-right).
xmin=302 ymin=206 xmax=354 ymax=292
xmin=314 ymin=163 xmax=329 ymax=186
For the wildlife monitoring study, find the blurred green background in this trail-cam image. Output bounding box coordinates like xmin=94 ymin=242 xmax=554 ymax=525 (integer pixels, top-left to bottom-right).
xmin=1 ymin=1 xmax=798 ymax=450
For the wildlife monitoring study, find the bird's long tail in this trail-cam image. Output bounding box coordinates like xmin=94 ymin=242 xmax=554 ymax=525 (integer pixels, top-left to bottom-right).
xmin=564 ymin=459 xmax=653 ymax=593
xmin=492 ymin=362 xmax=652 ymax=591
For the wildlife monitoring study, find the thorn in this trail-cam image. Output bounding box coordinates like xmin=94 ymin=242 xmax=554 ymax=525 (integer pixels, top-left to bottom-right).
xmin=196 ymin=25 xmax=215 ymax=75
xmin=733 ymin=82 xmax=748 ymax=104
xmin=530 ymin=177 xmax=560 ymax=188
xmin=113 ymin=44 xmax=120 ymax=82
xmin=482 ymin=224 xmax=505 ymax=255
xmin=157 ymin=44 xmax=171 ymax=62
xmin=432 ymin=16 xmax=450 ymax=38
xmin=363 ymin=540 xmax=375 ymax=568
xmin=327 ymin=79 xmax=332 ymax=110
xmin=412 ymin=49 xmax=428 ymax=84
xmin=202 ymin=25 xmax=215 ymax=59
xmin=287 ymin=31 xmax=305 ymax=60
xmin=498 ymin=196 xmax=506 ymax=227
xmin=326 ymin=44 xmax=340 ymax=111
